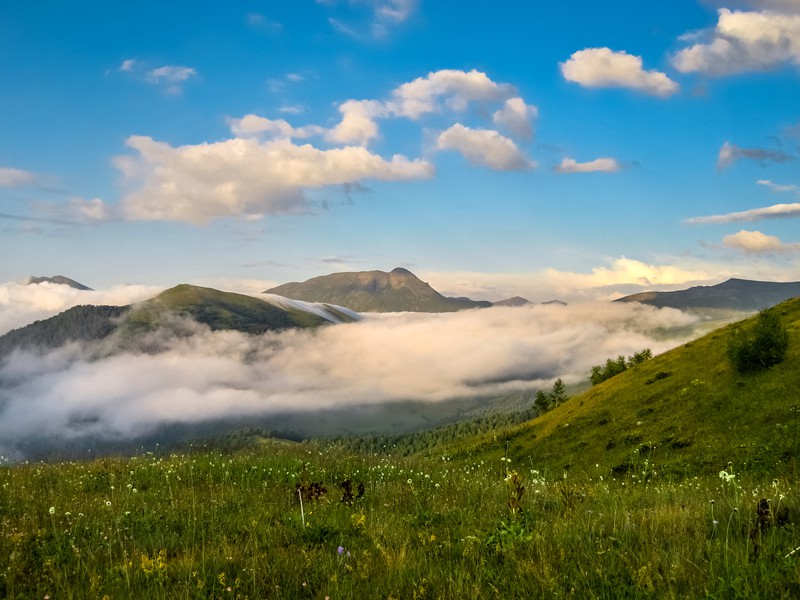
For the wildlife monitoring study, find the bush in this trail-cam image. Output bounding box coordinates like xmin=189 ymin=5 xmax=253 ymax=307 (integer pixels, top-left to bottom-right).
xmin=589 ymin=349 xmax=653 ymax=386
xmin=727 ymin=309 xmax=789 ymax=375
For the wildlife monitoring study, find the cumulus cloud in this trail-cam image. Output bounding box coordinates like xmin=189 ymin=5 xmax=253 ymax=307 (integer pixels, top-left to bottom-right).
xmin=325 ymin=100 xmax=386 ymax=146
xmin=227 ymin=115 xmax=324 ymax=140
xmin=686 ymin=202 xmax=800 ymax=224
xmin=436 ymin=124 xmax=535 ymax=171
xmin=560 ymin=48 xmax=679 ymax=97
xmin=673 ymin=9 xmax=800 ymax=75
xmin=0 ymin=167 xmax=36 ymax=187
xmin=0 ymin=302 xmax=700 ymax=450
xmin=0 ymin=281 xmax=163 ymax=336
xmin=722 ymin=229 xmax=800 ymax=253
xmin=492 ymin=97 xmax=538 ymax=141
xmin=717 ymin=141 xmax=796 ymax=169
xmin=555 ymin=157 xmax=621 ymax=174
xmin=114 ymin=135 xmax=434 ymax=224
xmin=389 ymin=69 xmax=515 ymax=119
xmin=421 ymin=257 xmax=715 ymax=305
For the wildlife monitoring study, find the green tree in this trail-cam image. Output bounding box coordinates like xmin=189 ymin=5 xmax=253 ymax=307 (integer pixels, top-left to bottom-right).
xmin=550 ymin=378 xmax=568 ymax=406
xmin=535 ymin=389 xmax=551 ymax=412
xmin=728 ymin=309 xmax=789 ymax=375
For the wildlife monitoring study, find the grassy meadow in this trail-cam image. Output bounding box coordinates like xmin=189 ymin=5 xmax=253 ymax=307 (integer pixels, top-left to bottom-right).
xmin=2 ymin=441 xmax=800 ymax=599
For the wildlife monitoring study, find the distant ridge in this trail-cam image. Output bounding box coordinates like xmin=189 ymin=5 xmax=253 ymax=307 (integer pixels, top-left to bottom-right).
xmin=615 ymin=278 xmax=800 ymax=311
xmin=493 ymin=296 xmax=531 ymax=307
xmin=0 ymin=284 xmax=357 ymax=359
xmin=265 ymin=267 xmax=492 ymax=312
xmin=27 ymin=275 xmax=92 ymax=291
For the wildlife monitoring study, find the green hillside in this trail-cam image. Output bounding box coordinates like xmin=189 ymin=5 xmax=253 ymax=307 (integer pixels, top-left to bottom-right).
xmin=452 ymin=298 xmax=800 ymax=478
xmin=123 ymin=284 xmax=328 ymax=334
xmin=265 ymin=267 xmax=491 ymax=312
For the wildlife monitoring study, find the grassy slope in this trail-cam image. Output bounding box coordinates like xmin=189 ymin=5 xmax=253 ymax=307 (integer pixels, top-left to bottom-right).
xmin=125 ymin=284 xmax=326 ymax=333
xmin=452 ymin=298 xmax=800 ymax=478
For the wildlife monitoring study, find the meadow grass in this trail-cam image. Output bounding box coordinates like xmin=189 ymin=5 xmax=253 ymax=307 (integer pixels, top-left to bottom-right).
xmin=2 ymin=442 xmax=800 ymax=599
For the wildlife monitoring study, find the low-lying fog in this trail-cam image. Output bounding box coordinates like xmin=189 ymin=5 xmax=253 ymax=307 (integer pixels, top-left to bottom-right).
xmin=0 ymin=295 xmax=702 ymax=457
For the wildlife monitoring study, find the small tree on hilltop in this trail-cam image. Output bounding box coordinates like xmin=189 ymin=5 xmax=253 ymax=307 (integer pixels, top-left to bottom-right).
xmin=728 ymin=309 xmax=789 ymax=375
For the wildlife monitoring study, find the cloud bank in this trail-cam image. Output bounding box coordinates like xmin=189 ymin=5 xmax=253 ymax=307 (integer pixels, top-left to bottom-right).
xmin=0 ymin=302 xmax=699 ymax=451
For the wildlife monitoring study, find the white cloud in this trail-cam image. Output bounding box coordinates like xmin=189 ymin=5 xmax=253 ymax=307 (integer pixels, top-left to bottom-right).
xmin=673 ymin=9 xmax=800 ymax=75
xmin=227 ymin=115 xmax=324 ymax=140
xmin=492 ymin=97 xmax=538 ymax=141
xmin=320 ymin=0 xmax=417 ymax=39
xmin=376 ymin=0 xmax=416 ymax=23
xmin=67 ymin=197 xmax=112 ymax=222
xmin=115 ymin=135 xmax=434 ymax=224
xmin=0 ymin=167 xmax=36 ymax=187
xmin=757 ymin=179 xmax=799 ymax=193
xmin=0 ymin=301 xmax=699 ymax=449
xmin=560 ymin=48 xmax=679 ymax=97
xmin=0 ymin=281 xmax=163 ymax=336
xmin=722 ymin=229 xmax=800 ymax=253
xmin=119 ymin=59 xmax=138 ymax=72
xmin=436 ymin=124 xmax=535 ymax=171
xmin=686 ymin=202 xmax=800 ymax=223
xmin=148 ymin=65 xmax=197 ymax=83
xmin=389 ymin=69 xmax=515 ymax=119
xmin=325 ymin=99 xmax=386 ymax=146
xmin=555 ymin=157 xmax=621 ymax=173
xmin=717 ymin=141 xmax=796 ymax=169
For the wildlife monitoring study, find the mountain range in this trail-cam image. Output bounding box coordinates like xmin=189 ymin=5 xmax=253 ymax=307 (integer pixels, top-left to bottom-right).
xmin=0 ymin=284 xmax=358 ymax=359
xmin=615 ymin=278 xmax=800 ymax=311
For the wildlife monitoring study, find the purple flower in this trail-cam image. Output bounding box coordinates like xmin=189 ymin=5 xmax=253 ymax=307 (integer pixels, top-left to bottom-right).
xmin=337 ymin=546 xmax=345 ymax=555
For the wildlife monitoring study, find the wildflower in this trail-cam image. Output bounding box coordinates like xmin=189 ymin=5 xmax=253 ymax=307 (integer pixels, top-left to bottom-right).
xmin=48 ymin=506 xmax=55 ymax=515
xmin=337 ymin=546 xmax=345 ymax=555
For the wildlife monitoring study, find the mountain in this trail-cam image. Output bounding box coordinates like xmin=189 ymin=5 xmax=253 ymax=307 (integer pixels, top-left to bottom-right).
xmin=493 ymin=296 xmax=531 ymax=307
xmin=615 ymin=278 xmax=800 ymax=311
xmin=452 ymin=297 xmax=800 ymax=477
xmin=0 ymin=284 xmax=358 ymax=358
xmin=0 ymin=305 xmax=126 ymax=358
xmin=27 ymin=275 xmax=93 ymax=290
xmin=264 ymin=267 xmax=492 ymax=312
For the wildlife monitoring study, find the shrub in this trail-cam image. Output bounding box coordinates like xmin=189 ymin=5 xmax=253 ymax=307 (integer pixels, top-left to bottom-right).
xmin=727 ymin=309 xmax=789 ymax=375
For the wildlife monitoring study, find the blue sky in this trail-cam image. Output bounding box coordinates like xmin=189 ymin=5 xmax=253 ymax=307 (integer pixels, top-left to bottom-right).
xmin=1 ymin=0 xmax=799 ymax=301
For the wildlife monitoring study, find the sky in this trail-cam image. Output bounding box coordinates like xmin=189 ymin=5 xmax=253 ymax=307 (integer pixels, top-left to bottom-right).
xmin=1 ymin=0 xmax=800 ymax=302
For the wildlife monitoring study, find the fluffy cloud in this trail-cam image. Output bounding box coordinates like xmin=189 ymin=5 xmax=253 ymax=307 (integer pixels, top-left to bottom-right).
xmin=722 ymin=229 xmax=800 ymax=253
xmin=673 ymin=9 xmax=800 ymax=75
xmin=0 ymin=301 xmax=699 ymax=449
xmin=436 ymin=124 xmax=535 ymax=171
xmin=492 ymin=97 xmax=538 ymax=141
xmin=325 ymin=100 xmax=386 ymax=146
xmin=227 ymin=115 xmax=324 ymax=140
xmin=686 ymin=202 xmax=800 ymax=224
xmin=0 ymin=281 xmax=162 ymax=336
xmin=0 ymin=167 xmax=36 ymax=187
xmin=389 ymin=69 xmax=515 ymax=119
xmin=560 ymin=48 xmax=679 ymax=97
xmin=115 ymin=135 xmax=434 ymax=224
xmin=717 ymin=141 xmax=796 ymax=169
xmin=555 ymin=157 xmax=621 ymax=174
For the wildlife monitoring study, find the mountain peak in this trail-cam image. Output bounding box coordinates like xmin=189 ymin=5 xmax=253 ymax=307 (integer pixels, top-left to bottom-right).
xmin=265 ymin=268 xmax=491 ymax=312
xmin=27 ymin=275 xmax=93 ymax=291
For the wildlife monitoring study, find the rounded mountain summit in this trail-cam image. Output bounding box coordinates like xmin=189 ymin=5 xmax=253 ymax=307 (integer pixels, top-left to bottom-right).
xmin=264 ymin=268 xmax=493 ymax=313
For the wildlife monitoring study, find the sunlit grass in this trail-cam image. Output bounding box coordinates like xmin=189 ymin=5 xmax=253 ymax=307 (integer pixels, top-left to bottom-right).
xmin=2 ymin=444 xmax=800 ymax=599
